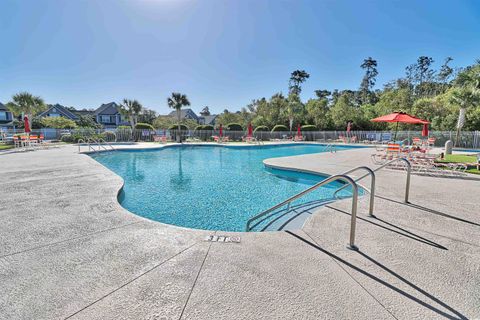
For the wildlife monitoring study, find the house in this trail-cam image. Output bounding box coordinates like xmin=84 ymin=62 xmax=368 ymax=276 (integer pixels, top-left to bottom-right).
xmin=198 ymin=114 xmax=217 ymax=126
xmin=168 ymin=108 xmax=199 ymax=122
xmin=94 ymin=102 xmax=129 ymax=128
xmin=0 ymin=102 xmax=14 ymax=128
xmin=167 ymin=108 xmax=218 ymax=126
xmin=37 ymin=104 xmax=79 ymax=120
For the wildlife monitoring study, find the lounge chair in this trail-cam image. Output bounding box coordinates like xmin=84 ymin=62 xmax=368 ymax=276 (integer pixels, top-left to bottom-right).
xmin=213 ymin=136 xmax=229 ymax=143
xmin=242 ymin=136 xmax=256 ymax=143
xmin=153 ymin=135 xmax=166 ymax=143
xmin=412 ymin=137 xmax=421 ymax=146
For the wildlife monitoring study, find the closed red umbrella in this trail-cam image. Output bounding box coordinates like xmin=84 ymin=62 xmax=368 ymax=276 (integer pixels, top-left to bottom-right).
xmin=219 ymin=124 xmax=223 ymax=137
xmin=297 ymin=124 xmax=301 ymax=137
xmin=247 ymin=123 xmax=253 ymax=137
xmin=422 ymin=123 xmax=429 ymax=137
xmin=24 ymin=115 xmax=31 ymax=133
xmin=346 ymin=122 xmax=352 ymax=133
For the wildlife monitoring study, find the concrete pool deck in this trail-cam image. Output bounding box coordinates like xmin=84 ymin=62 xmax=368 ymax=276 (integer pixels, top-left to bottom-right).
xmin=0 ymin=143 xmax=479 ymax=319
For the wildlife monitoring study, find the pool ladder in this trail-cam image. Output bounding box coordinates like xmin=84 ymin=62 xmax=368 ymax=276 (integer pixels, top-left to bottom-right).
xmin=324 ymin=144 xmax=337 ymax=153
xmin=246 ymin=174 xmax=361 ymax=250
xmin=245 ymin=158 xmax=412 ymax=251
xmin=78 ymin=138 xmax=116 ymax=153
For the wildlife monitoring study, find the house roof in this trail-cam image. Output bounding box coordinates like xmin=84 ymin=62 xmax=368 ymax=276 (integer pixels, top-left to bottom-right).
xmin=74 ymin=109 xmax=96 ymax=116
xmin=198 ymin=115 xmax=217 ymax=125
xmin=168 ymin=108 xmax=198 ymax=120
xmin=0 ymin=102 xmax=7 ymax=111
xmin=95 ymin=102 xmax=120 ymax=115
xmin=37 ymin=104 xmax=79 ymax=120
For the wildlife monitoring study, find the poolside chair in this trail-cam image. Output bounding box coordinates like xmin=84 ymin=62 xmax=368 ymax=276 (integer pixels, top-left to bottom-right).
xmin=153 ymin=135 xmax=166 ymax=143
xmin=185 ymin=136 xmax=201 ymax=143
xmin=412 ymin=137 xmax=421 ymax=146
xmin=242 ymin=136 xmax=255 ymax=143
xmin=386 ymin=143 xmax=401 ymax=154
xmin=213 ymin=135 xmax=229 ymax=143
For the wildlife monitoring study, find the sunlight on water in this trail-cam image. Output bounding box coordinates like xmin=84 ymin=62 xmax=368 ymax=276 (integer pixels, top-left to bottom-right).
xmin=92 ymin=144 xmax=358 ymax=231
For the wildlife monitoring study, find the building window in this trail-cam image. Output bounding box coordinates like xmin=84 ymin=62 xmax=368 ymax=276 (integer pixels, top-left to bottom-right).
xmin=0 ymin=112 xmax=7 ymax=121
xmin=48 ymin=113 xmax=61 ymax=117
xmin=100 ymin=115 xmax=113 ymax=123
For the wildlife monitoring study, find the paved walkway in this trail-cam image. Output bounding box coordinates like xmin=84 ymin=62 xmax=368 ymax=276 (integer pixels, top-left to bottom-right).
xmin=0 ymin=144 xmax=479 ymax=319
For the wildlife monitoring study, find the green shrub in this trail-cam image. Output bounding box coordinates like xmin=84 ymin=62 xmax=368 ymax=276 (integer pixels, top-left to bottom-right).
xmin=117 ymin=125 xmax=131 ymax=129
xmin=195 ymin=125 xmax=214 ymax=130
xmin=61 ymin=134 xmax=73 ymax=143
xmin=169 ymin=124 xmax=189 ymax=130
xmin=101 ymin=131 xmax=116 ymax=142
xmin=301 ymin=125 xmax=317 ymax=131
xmin=225 ymin=123 xmax=243 ymax=131
xmin=134 ymin=123 xmax=155 ymax=130
xmin=271 ymin=125 xmax=288 ymax=132
xmin=61 ymin=133 xmax=86 ymax=143
xmin=74 ymin=127 xmax=96 ymax=137
xmin=253 ymin=125 xmax=269 ymax=133
xmin=41 ymin=117 xmax=77 ymax=129
xmin=75 ymin=115 xmax=102 ymax=129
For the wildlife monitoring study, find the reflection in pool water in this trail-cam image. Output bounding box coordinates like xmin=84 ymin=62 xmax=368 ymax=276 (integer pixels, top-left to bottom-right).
xmin=92 ymin=144 xmax=359 ymax=231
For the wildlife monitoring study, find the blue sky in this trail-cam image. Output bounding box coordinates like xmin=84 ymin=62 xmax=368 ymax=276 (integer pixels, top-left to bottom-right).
xmin=1 ymin=0 xmax=479 ymax=114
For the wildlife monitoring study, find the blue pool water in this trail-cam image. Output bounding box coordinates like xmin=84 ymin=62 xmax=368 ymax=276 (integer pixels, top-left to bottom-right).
xmin=91 ymin=144 xmax=358 ymax=231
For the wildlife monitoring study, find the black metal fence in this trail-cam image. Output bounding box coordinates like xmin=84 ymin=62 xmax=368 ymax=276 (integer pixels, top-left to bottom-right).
xmin=2 ymin=127 xmax=480 ymax=149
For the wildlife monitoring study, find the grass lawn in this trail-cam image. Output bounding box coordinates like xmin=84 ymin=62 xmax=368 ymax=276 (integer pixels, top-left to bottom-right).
xmin=0 ymin=144 xmax=14 ymax=150
xmin=436 ymin=154 xmax=479 ymax=174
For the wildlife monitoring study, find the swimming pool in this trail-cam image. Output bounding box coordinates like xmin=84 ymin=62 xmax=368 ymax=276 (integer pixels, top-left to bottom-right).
xmin=91 ymin=144 xmax=359 ymax=232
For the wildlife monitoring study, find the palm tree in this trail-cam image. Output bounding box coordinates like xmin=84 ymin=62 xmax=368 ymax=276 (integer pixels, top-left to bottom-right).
xmin=167 ymin=92 xmax=190 ymax=142
xmin=8 ymin=92 xmax=45 ymax=119
xmin=285 ymin=93 xmax=303 ymax=132
xmin=119 ymin=99 xmax=143 ymax=128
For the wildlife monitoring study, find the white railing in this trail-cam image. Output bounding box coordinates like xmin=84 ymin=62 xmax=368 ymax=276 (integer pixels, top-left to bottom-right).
xmin=3 ymin=128 xmax=480 ymax=149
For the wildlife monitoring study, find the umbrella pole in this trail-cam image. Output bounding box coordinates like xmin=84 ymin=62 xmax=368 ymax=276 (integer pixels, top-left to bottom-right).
xmin=394 ymin=122 xmax=399 ymax=141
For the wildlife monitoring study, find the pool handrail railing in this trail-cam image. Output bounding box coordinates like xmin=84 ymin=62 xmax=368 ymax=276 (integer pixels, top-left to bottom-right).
xmin=333 ymin=157 xmax=411 ymax=204
xmin=78 ymin=138 xmax=115 ymax=153
xmin=335 ymin=166 xmax=375 ymax=216
xmin=245 ymin=174 xmax=360 ymax=250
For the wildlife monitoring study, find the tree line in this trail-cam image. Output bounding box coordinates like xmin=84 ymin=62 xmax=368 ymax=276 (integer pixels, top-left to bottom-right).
xmin=4 ymin=56 xmax=480 ymax=132
xmin=216 ymin=57 xmax=480 ymax=132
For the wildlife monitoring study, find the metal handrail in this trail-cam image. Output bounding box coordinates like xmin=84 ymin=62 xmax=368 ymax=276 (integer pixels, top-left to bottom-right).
xmin=246 ymin=174 xmax=360 ymax=250
xmin=77 ymin=138 xmax=115 ymax=153
xmin=334 ymin=166 xmax=375 ymax=216
xmin=324 ymin=144 xmax=336 ymax=153
xmin=77 ymin=139 xmax=86 ymax=153
xmin=90 ymin=138 xmax=109 ymax=152
xmin=333 ymin=158 xmax=411 ymax=204
xmin=97 ymin=138 xmax=115 ymax=151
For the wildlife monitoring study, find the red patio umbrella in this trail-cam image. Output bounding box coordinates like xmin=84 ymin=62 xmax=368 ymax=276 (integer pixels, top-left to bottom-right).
xmin=297 ymin=124 xmax=302 ymax=137
xmin=371 ymin=112 xmax=429 ymax=140
xmin=219 ymin=124 xmax=223 ymax=137
xmin=24 ymin=115 xmax=31 ymax=134
xmin=247 ymin=123 xmax=253 ymax=137
xmin=346 ymin=122 xmax=352 ymax=133
xmin=422 ymin=123 xmax=429 ymax=137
